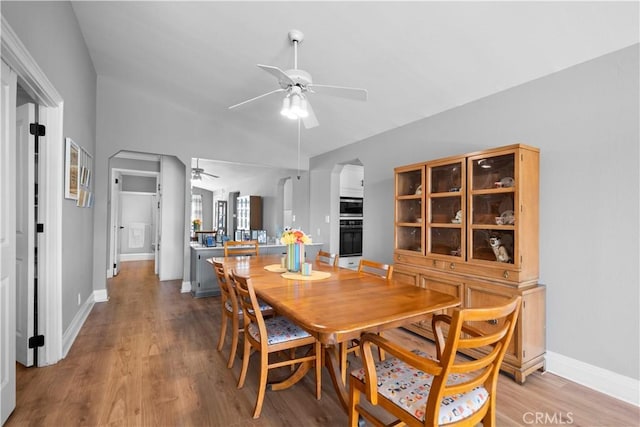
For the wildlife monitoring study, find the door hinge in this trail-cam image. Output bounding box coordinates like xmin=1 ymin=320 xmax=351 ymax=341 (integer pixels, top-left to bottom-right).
xmin=115 ymin=178 xmax=119 ymax=184
xmin=114 ymin=263 xmax=117 ymax=269
xmin=29 ymin=123 xmax=45 ymax=137
xmin=36 ymin=223 xmax=44 ymax=233
xmin=157 ymin=201 xmax=160 ymax=209
xmin=28 ymin=335 xmax=45 ymax=348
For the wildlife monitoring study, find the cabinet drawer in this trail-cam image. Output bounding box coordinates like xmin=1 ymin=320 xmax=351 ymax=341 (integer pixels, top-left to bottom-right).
xmin=393 ymin=268 xmax=420 ymax=287
xmin=464 ymin=284 xmax=519 ymax=360
xmin=414 ymin=274 xmax=464 ymax=333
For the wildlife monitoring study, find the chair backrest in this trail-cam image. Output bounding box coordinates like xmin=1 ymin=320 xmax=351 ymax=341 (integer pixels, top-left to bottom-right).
xmin=358 ymin=259 xmax=393 ymax=280
xmin=427 ymin=297 xmax=522 ymax=423
xmin=212 ymin=259 xmax=238 ymax=312
xmin=224 ymin=240 xmax=259 ymax=257
xmin=229 ymin=270 xmax=267 ymax=347
xmin=315 ymin=250 xmax=338 ymax=267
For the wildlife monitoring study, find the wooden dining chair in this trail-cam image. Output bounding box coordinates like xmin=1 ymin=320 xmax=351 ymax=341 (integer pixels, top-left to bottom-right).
xmin=231 ymin=270 xmax=322 ymax=419
xmin=212 ymin=259 xmax=273 ymax=369
xmin=315 ymin=250 xmax=338 ymax=267
xmin=339 ymin=258 xmax=395 ymax=383
xmin=357 ymin=258 xmax=393 ymax=279
xmin=224 ymin=240 xmax=259 ymax=257
xmin=349 ymin=297 xmax=522 ymax=427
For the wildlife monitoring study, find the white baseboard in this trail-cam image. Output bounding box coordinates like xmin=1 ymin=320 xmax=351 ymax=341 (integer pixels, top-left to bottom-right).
xmin=546 ymin=351 xmax=639 ymax=406
xmin=61 ymin=293 xmax=95 ymax=358
xmin=120 ymin=253 xmax=154 ymax=261
xmin=181 ymin=281 xmax=191 ymax=293
xmin=94 ymin=289 xmax=109 ymax=303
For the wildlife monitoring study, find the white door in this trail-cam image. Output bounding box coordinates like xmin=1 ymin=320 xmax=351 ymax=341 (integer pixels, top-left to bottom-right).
xmin=158 ymin=156 xmax=184 ymax=281
xmin=111 ymin=172 xmax=122 ymax=276
xmin=15 ymin=103 xmax=35 ymax=367
xmin=152 ymin=193 xmax=160 ymax=275
xmin=1 ymin=59 xmax=18 ymax=425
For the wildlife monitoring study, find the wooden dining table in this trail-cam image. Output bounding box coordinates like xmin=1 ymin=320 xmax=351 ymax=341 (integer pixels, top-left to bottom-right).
xmin=210 ymin=254 xmax=460 ymax=412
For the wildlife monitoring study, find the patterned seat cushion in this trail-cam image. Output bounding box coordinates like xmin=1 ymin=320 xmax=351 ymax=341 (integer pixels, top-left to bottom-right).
xmin=224 ymin=300 xmax=272 ymax=315
xmin=351 ymin=350 xmax=488 ymax=424
xmin=247 ymin=316 xmax=311 ymax=345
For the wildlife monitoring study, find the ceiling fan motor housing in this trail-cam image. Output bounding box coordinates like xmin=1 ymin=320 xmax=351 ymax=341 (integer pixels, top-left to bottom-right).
xmin=281 ymin=69 xmax=312 ymax=89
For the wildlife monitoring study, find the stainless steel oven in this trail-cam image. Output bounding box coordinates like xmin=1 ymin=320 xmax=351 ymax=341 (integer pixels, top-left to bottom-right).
xmin=339 ymin=197 xmax=363 ymax=218
xmin=339 ymin=219 xmax=363 ymax=257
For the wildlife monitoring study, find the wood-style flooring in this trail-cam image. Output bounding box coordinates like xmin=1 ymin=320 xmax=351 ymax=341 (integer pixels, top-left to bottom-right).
xmin=6 ymin=260 xmax=639 ymax=426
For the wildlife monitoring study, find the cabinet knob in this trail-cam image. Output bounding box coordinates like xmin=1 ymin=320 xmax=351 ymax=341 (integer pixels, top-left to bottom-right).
xmin=449 ymin=263 xmax=455 ymax=270
xmin=487 ymin=319 xmax=498 ymax=326
xmin=503 ymin=270 xmax=510 ymax=279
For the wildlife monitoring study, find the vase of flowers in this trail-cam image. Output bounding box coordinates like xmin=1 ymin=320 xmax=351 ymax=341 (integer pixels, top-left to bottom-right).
xmin=192 ymin=219 xmax=201 ymax=231
xmin=280 ymin=228 xmax=312 ymax=272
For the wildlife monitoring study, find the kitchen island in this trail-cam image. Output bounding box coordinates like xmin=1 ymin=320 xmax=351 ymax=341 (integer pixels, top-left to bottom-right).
xmin=189 ymin=242 xmax=325 ymax=297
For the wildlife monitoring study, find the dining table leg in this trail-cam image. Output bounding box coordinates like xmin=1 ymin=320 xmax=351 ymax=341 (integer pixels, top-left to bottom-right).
xmin=324 ymin=344 xmax=350 ymax=412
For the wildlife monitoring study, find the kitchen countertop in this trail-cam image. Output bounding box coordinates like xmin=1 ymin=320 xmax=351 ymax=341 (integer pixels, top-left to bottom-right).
xmin=190 ymin=242 xmax=323 ymax=250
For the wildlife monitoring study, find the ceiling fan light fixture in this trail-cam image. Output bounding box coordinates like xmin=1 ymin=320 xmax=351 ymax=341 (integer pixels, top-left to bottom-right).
xmin=280 ymin=96 xmax=291 ymax=116
xmin=297 ymin=97 xmax=309 ymax=118
xmin=281 ymin=93 xmax=308 ymax=120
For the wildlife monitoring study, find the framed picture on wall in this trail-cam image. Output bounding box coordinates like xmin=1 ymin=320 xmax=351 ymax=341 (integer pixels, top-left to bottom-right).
xmin=65 ymin=137 xmax=79 ymax=200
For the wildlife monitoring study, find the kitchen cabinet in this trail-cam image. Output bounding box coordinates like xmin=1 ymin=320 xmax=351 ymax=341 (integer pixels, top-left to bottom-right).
xmin=190 ymin=247 xmax=221 ymax=298
xmin=340 ymin=164 xmax=364 ymax=198
xmin=189 ymin=243 xmax=325 ymax=298
xmin=394 ymin=144 xmax=545 ymax=383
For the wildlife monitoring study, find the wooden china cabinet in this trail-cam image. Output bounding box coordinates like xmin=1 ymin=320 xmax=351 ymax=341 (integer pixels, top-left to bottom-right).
xmin=394 ymin=144 xmax=545 ymax=383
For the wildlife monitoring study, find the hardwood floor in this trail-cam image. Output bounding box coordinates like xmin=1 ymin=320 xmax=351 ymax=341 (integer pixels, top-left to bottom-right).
xmin=6 ymin=260 xmax=639 ymax=426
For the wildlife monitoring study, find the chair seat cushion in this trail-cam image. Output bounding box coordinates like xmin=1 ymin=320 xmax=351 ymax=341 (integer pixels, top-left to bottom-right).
xmin=351 ymin=350 xmax=488 ymax=424
xmin=225 ymin=300 xmax=272 ymax=315
xmin=247 ymin=316 xmax=311 ymax=345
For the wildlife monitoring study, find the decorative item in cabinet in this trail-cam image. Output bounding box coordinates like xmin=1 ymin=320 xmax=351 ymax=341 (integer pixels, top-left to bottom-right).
xmin=394 ymin=164 xmax=425 ymax=254
xmin=426 ymin=157 xmax=465 ymax=259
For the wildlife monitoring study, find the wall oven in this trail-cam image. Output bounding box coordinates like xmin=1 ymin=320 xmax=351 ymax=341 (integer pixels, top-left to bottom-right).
xmin=339 ymin=197 xmax=363 ymax=218
xmin=339 ymin=219 xmax=363 ymax=257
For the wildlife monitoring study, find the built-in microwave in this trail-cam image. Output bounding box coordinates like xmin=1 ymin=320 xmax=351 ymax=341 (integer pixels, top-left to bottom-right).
xmin=339 ymin=197 xmax=363 ymax=218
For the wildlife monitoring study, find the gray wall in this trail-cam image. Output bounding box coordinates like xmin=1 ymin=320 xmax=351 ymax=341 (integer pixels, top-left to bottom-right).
xmin=3 ymin=1 xmax=97 ymax=332
xmin=310 ymin=45 xmax=640 ymax=379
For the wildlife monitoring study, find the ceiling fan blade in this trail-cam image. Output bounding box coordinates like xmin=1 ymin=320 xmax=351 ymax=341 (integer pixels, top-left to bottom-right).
xmin=302 ymin=100 xmax=319 ymax=129
xmin=257 ymin=64 xmax=295 ymax=87
xmin=308 ymin=84 xmax=368 ymax=101
xmin=201 ymin=172 xmax=219 ymax=179
xmin=228 ymin=88 xmax=285 ymax=110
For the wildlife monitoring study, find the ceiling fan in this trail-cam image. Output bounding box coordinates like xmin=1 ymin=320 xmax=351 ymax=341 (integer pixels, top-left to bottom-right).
xmin=191 ymin=158 xmax=219 ymax=180
xmin=228 ymin=29 xmax=368 ymax=129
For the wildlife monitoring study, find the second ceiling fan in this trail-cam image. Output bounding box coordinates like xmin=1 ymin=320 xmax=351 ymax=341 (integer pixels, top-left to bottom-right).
xmin=228 ymin=29 xmax=368 ymax=129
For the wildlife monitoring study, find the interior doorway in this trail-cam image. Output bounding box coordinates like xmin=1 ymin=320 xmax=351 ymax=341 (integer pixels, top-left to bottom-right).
xmin=108 ymin=159 xmax=161 ymax=279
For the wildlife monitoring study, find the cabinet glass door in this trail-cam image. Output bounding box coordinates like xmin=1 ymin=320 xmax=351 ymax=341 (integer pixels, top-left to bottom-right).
xmin=427 ymin=160 xmax=464 ymax=258
xmin=468 ymin=152 xmax=516 ymax=264
xmin=395 ymin=167 xmax=424 ymax=253
xmin=216 ymin=200 xmax=227 ymax=236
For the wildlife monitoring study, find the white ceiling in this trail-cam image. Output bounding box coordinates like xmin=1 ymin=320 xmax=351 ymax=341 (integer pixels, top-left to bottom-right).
xmin=72 ymin=1 xmax=638 ymax=190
